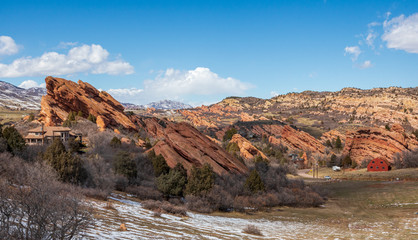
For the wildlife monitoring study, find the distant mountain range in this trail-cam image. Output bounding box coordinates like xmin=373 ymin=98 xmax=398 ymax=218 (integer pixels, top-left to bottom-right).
xmin=123 ymin=100 xmax=192 ymax=110
xmin=0 ymin=80 xmax=192 ymax=111
xmin=0 ymin=81 xmax=46 ymax=110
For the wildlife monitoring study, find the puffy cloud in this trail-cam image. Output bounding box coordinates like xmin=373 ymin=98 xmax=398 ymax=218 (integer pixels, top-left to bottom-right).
xmin=18 ymin=80 xmax=46 ymax=89
xmin=344 ymin=46 xmax=361 ymax=61
xmin=0 ymin=36 xmax=19 ymax=56
xmin=358 ymin=60 xmax=372 ymax=69
xmin=144 ymin=67 xmax=253 ymax=96
xmin=107 ymin=67 xmax=253 ymax=104
xmin=382 ymin=13 xmax=418 ymax=53
xmin=0 ymin=44 xmax=134 ymax=78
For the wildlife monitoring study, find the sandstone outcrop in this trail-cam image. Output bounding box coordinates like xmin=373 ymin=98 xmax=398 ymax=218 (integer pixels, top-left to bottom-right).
xmin=223 ymin=121 xmax=325 ymax=154
xmin=39 ymin=76 xmax=137 ymax=131
xmin=342 ymin=126 xmax=418 ymax=164
xmin=229 ymin=134 xmax=267 ymax=160
xmin=134 ymin=117 xmax=248 ymax=175
xmin=320 ymin=130 xmax=346 ymax=145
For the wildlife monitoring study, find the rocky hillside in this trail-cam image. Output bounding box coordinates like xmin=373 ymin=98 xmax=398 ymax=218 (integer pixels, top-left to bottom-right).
xmin=179 ymin=87 xmax=418 ymax=132
xmin=0 ymin=81 xmax=46 ymax=110
xmin=133 ymin=117 xmax=248 ymax=175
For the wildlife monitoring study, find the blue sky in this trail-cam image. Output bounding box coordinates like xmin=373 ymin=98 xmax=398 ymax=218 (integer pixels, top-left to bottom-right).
xmin=0 ymin=0 xmax=417 ymax=105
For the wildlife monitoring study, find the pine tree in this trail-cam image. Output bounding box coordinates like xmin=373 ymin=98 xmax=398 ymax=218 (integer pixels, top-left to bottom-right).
xmin=245 ymin=169 xmax=265 ymax=194
xmin=185 ymin=163 xmax=215 ymax=196
xmin=2 ymin=126 xmax=26 ymax=154
xmin=156 ymin=163 xmax=188 ymax=197
xmin=114 ymin=151 xmax=137 ymax=182
xmin=110 ymin=137 xmax=122 ymax=148
xmin=335 ymin=136 xmax=342 ymax=150
xmin=149 ymin=151 xmax=170 ymax=177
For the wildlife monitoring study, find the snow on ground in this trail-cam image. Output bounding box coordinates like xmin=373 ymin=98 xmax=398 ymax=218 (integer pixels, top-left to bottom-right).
xmin=82 ymin=194 xmax=364 ymax=240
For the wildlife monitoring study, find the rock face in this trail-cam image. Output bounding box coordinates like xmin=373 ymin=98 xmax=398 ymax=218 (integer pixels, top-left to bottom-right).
xmin=39 ymin=76 xmax=137 ymax=130
xmin=320 ymin=130 xmax=346 ymax=145
xmin=229 ymin=134 xmax=267 ymax=160
xmin=343 ymin=125 xmax=418 ymax=164
xmin=221 ymin=121 xmax=325 ymax=154
xmin=134 ymin=117 xmax=248 ymax=175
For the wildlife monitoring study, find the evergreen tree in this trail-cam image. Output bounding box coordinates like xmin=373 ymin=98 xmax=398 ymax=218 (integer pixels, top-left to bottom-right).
xmin=2 ymin=126 xmax=26 ymax=154
xmin=328 ymin=154 xmax=337 ymax=167
xmin=110 ymin=136 xmax=122 ymax=148
xmin=43 ymin=139 xmax=87 ymax=184
xmin=335 ymin=136 xmax=342 ymax=150
xmin=77 ymin=111 xmax=83 ymax=118
xmin=223 ymin=128 xmax=237 ymax=141
xmin=245 ymin=169 xmax=265 ymax=194
xmin=185 ymin=163 xmax=215 ymax=196
xmin=226 ymin=142 xmax=240 ymax=153
xmin=149 ymin=151 xmax=170 ymax=177
xmin=342 ymin=155 xmax=352 ymax=168
xmin=156 ymin=163 xmax=188 ymax=197
xmin=114 ymin=151 xmax=137 ymax=182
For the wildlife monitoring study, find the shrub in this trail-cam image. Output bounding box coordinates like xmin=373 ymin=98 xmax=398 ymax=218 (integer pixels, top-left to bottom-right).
xmin=385 ymin=124 xmax=391 ymax=131
xmin=28 ymin=113 xmax=35 ymax=121
xmin=43 ymin=139 xmax=87 ymax=184
xmin=114 ymin=151 xmax=137 ymax=182
xmin=0 ymin=157 xmax=92 ymax=240
xmin=2 ymin=126 xmax=26 ymax=154
xmin=245 ymin=169 xmax=265 ymax=194
xmin=125 ymin=186 xmax=163 ymax=200
xmin=110 ymin=136 xmax=122 ymax=148
xmin=87 ymin=114 xmax=96 ymax=123
xmin=149 ymin=151 xmax=170 ymax=177
xmin=226 ymin=141 xmax=240 ymax=153
xmin=142 ymin=200 xmax=187 ymax=216
xmin=243 ymin=225 xmax=263 ymax=236
xmin=185 ymin=163 xmax=215 ymax=196
xmin=223 ymin=128 xmax=237 ymax=141
xmin=393 ymin=149 xmax=418 ymax=168
xmin=156 ymin=163 xmax=188 ymax=197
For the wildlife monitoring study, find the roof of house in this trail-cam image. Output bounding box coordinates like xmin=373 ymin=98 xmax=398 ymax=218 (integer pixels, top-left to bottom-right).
xmin=28 ymin=126 xmax=71 ymax=133
xmin=26 ymin=126 xmax=73 ymax=139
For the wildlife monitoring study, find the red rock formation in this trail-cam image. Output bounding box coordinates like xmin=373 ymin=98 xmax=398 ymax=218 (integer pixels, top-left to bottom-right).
xmin=39 ymin=76 xmax=137 ymax=131
xmin=343 ymin=126 xmax=418 ymax=164
xmin=134 ymin=117 xmax=248 ymax=175
xmin=230 ymin=134 xmax=267 ymax=160
xmin=320 ymin=130 xmax=346 ymax=145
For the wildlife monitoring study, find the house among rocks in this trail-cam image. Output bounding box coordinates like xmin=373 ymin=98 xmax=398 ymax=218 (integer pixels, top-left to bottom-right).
xmin=367 ymin=158 xmax=391 ymax=172
xmin=24 ymin=125 xmax=82 ymax=145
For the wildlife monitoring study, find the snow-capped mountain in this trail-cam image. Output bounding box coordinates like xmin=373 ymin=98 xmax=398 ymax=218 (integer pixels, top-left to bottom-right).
xmin=0 ymin=81 xmax=47 ymax=110
xmin=123 ymin=100 xmax=192 ymax=110
xmin=145 ymin=100 xmax=192 ymax=110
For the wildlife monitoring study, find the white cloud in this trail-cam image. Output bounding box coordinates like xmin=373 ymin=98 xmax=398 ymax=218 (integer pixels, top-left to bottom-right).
xmin=0 ymin=44 xmax=134 ymax=77
xmin=18 ymin=80 xmax=46 ymax=89
xmin=270 ymin=91 xmax=279 ymax=97
xmin=358 ymin=60 xmax=372 ymax=69
xmin=366 ymin=32 xmax=377 ymax=49
xmin=382 ymin=13 xmax=418 ymax=53
xmin=107 ymin=67 xmax=253 ymax=104
xmin=0 ymin=36 xmax=19 ymax=56
xmin=56 ymin=41 xmax=78 ymax=49
xmin=344 ymin=46 xmax=361 ymax=61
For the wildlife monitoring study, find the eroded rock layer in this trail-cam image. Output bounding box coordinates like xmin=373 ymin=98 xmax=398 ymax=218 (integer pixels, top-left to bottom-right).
xmin=229 ymin=134 xmax=267 ymax=160
xmin=343 ymin=124 xmax=418 ymax=164
xmin=39 ymin=76 xmax=137 ymax=130
xmin=134 ymin=117 xmax=248 ymax=175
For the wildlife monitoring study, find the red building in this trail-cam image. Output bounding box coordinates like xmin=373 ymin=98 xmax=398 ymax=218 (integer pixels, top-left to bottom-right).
xmin=367 ymin=158 xmax=391 ymax=172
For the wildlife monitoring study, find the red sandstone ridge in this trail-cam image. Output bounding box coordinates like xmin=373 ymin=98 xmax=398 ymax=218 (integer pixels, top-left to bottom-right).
xmin=219 ymin=121 xmax=325 ymax=154
xmin=229 ymin=134 xmax=267 ymax=161
xmin=342 ymin=124 xmax=418 ymax=164
xmin=39 ymin=76 xmax=137 ymax=131
xmin=133 ymin=117 xmax=248 ymax=175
